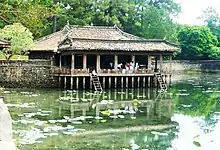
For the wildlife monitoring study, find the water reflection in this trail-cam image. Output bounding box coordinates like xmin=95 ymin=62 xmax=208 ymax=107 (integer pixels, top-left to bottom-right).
xmin=58 ymin=89 xmax=173 ymax=122
xmin=4 ymin=88 xmax=175 ymax=149
xmin=4 ymin=73 xmax=220 ymax=150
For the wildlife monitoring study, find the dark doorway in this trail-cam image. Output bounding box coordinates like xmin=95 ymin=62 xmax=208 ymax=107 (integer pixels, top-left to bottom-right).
xmin=118 ymin=55 xmax=131 ymax=64
xmin=136 ymin=55 xmax=148 ymax=69
xmin=100 ymin=55 xmax=114 ymax=69
xmin=75 ymin=54 xmax=83 ymax=69
xmin=61 ymin=55 xmax=71 ymax=68
xmin=87 ymin=54 xmax=96 ymax=70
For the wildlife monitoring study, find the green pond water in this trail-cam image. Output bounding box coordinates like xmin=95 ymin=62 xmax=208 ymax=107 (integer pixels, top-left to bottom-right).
xmin=2 ymin=73 xmax=220 ymax=150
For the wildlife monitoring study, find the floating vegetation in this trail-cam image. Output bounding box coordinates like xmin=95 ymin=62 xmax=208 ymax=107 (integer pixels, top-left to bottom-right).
xmin=181 ymin=104 xmax=192 ymax=108
xmin=151 ymin=131 xmax=168 ymax=136
xmin=175 ymin=93 xmax=190 ymax=96
xmin=99 ymin=100 xmax=114 ymax=104
xmin=193 ymin=141 xmax=201 ymax=147
xmin=6 ymin=103 xmax=36 ymax=108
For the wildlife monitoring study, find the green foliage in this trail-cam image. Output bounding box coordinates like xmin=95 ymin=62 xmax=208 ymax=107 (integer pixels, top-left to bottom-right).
xmin=207 ymin=46 xmax=220 ymax=59
xmin=0 ymin=0 xmax=58 ymax=38
xmin=139 ymin=5 xmax=179 ymax=42
xmin=177 ymin=26 xmax=218 ymax=59
xmin=0 ymin=23 xmax=34 ymax=60
xmin=201 ymin=7 xmax=220 ymax=46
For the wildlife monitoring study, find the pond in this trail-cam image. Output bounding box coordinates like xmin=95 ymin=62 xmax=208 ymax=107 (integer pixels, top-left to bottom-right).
xmin=2 ymin=73 xmax=220 ymax=150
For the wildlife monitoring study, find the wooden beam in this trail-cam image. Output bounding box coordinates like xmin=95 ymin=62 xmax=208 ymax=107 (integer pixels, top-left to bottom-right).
xmin=160 ymin=54 xmax=163 ymax=73
xmin=59 ymin=55 xmax=62 ymax=69
xmin=114 ymin=55 xmax=118 ymax=65
xmin=96 ymin=54 xmax=100 ymax=73
xmin=83 ymin=54 xmax=87 ymax=70
xmin=71 ymin=54 xmax=75 ymax=70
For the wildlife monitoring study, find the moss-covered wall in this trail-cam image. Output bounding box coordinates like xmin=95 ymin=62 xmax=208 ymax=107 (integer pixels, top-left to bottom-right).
xmin=0 ymin=60 xmax=58 ymax=88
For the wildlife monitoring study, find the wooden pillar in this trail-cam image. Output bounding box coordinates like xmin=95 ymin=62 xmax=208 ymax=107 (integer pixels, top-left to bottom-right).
xmin=155 ymin=56 xmax=158 ymax=72
xmin=83 ymin=77 xmax=86 ymax=89
xmin=137 ymin=77 xmax=140 ymax=88
xmin=59 ymin=55 xmax=62 ymax=69
xmin=83 ymin=54 xmax=87 ymax=70
xmin=114 ymin=77 xmax=117 ymax=88
xmin=58 ymin=77 xmax=61 ymax=88
xmin=96 ymin=54 xmax=100 ymax=73
xmin=121 ymin=77 xmax=123 ymax=88
xmin=132 ymin=77 xmax=134 ymax=88
xmin=160 ymin=54 xmax=163 ymax=73
xmin=70 ymin=77 xmax=73 ymax=89
xmin=64 ymin=76 xmax=67 ymax=89
xmin=148 ymin=77 xmax=150 ymax=87
xmin=90 ymin=77 xmax=92 ymax=90
xmin=132 ymin=55 xmax=135 ymax=62
xmin=71 ymin=54 xmax=75 ymax=75
xmin=103 ymin=77 xmax=105 ymax=89
xmin=76 ymin=77 xmax=79 ymax=89
xmin=109 ymin=77 xmax=111 ymax=88
xmin=126 ymin=77 xmax=128 ymax=88
xmin=143 ymin=77 xmax=146 ymax=88
xmin=114 ymin=55 xmax=118 ymax=65
xmin=148 ymin=55 xmax=151 ymax=70
xmin=170 ymin=54 xmax=172 ymax=73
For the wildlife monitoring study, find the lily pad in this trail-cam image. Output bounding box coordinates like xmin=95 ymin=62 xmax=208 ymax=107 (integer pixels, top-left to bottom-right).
xmin=193 ymin=141 xmax=201 ymax=147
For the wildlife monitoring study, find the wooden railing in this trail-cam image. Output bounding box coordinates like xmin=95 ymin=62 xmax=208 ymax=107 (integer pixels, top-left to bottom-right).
xmin=54 ymin=67 xmax=167 ymax=75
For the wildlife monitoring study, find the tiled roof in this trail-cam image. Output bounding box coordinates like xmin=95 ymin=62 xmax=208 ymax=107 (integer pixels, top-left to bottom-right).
xmin=32 ymin=25 xmax=179 ymax=52
xmin=59 ymin=39 xmax=178 ymax=52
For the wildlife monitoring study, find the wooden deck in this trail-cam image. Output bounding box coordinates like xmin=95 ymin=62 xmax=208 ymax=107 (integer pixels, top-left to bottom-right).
xmin=54 ymin=68 xmax=172 ymax=90
xmin=53 ymin=68 xmax=172 ymax=77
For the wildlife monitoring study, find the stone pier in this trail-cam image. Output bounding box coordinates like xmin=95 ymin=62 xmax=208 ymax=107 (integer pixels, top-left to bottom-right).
xmin=0 ymin=97 xmax=16 ymax=150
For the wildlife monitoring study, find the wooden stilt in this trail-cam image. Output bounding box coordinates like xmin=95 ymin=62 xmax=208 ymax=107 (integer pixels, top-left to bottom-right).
xmin=114 ymin=89 xmax=117 ymax=100
xmin=70 ymin=77 xmax=73 ymax=89
xmin=76 ymin=77 xmax=79 ymax=89
xmin=147 ymin=89 xmax=150 ymax=99
xmin=114 ymin=77 xmax=117 ymax=89
xmin=103 ymin=77 xmax=105 ymax=89
xmin=83 ymin=77 xmax=85 ymax=89
xmin=131 ymin=89 xmax=134 ymax=99
xmin=126 ymin=77 xmax=128 ymax=88
xmin=143 ymin=77 xmax=146 ymax=88
xmin=148 ymin=77 xmax=150 ymax=87
xmin=154 ymin=76 xmax=157 ymax=88
xmin=64 ymin=76 xmax=67 ymax=89
xmin=109 ymin=77 xmax=111 ymax=88
xmin=59 ymin=77 xmax=61 ymax=88
xmin=90 ymin=77 xmax=92 ymax=90
xmin=126 ymin=89 xmax=128 ymax=99
xmin=132 ymin=77 xmax=134 ymax=88
xmin=121 ymin=77 xmax=123 ymax=88
xmin=137 ymin=77 xmax=140 ymax=88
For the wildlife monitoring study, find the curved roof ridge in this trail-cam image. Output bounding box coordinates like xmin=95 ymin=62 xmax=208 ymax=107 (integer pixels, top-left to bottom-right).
xmin=69 ymin=25 xmax=116 ymax=29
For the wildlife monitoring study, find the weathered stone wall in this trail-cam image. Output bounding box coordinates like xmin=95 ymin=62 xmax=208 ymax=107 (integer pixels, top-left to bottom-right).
xmin=0 ymin=97 xmax=16 ymax=150
xmin=0 ymin=60 xmax=58 ymax=88
xmin=162 ymin=60 xmax=220 ymax=72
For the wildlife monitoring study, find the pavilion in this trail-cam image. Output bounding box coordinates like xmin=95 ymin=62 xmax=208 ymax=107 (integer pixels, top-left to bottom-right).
xmin=30 ymin=24 xmax=179 ymax=89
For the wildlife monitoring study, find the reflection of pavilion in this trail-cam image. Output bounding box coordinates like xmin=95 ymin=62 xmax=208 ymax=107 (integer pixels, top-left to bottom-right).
xmin=58 ymin=90 xmax=173 ymax=120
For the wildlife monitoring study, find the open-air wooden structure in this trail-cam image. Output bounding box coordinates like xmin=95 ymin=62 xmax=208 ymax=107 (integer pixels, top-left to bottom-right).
xmin=0 ymin=39 xmax=10 ymax=50
xmin=30 ymin=25 xmax=179 ymax=90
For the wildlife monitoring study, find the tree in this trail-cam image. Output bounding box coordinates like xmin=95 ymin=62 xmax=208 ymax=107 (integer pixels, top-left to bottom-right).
xmin=0 ymin=0 xmax=58 ymax=38
xmin=0 ymin=23 xmax=34 ymax=60
xmin=139 ymin=5 xmax=178 ymax=42
xmin=201 ymin=7 xmax=220 ymax=46
xmin=177 ymin=26 xmax=218 ymax=59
